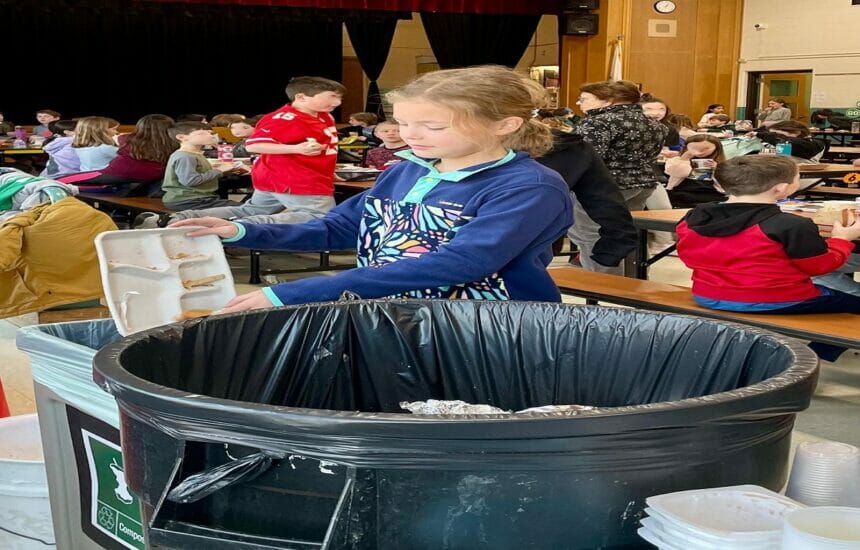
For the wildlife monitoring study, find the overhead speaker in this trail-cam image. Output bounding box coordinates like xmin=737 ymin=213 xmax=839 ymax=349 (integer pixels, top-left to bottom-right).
xmin=564 ymin=0 xmax=599 ymax=10
xmin=563 ymin=12 xmax=599 ymax=35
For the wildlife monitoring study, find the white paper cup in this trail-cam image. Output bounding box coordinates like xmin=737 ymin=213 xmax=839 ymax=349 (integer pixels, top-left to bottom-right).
xmin=782 ymin=507 xmax=860 ymax=549
xmin=785 ymin=442 xmax=860 ymax=507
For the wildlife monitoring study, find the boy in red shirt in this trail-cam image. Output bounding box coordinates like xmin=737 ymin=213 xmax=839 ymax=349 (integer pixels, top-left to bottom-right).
xmin=677 ymin=155 xmax=860 ymax=314
xmin=677 ymin=155 xmax=860 ymax=361
xmin=168 ymin=76 xmax=345 ymax=225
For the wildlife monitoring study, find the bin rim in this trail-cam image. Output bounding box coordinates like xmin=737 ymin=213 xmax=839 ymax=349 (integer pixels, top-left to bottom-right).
xmin=92 ymin=301 xmax=818 ymax=430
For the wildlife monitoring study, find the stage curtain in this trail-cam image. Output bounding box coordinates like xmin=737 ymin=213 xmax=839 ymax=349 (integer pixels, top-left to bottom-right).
xmin=345 ymin=15 xmax=398 ymax=119
xmin=0 ymin=1 xmax=343 ymax=124
xmin=420 ymin=12 xmax=540 ymax=69
xmin=142 ymin=0 xmax=563 ymax=15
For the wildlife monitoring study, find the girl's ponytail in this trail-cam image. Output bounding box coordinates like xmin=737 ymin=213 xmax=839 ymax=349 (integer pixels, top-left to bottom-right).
xmin=505 ymin=117 xmax=554 ymax=158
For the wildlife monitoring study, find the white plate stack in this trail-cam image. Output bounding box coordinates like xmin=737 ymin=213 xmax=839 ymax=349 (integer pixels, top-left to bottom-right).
xmin=785 ymin=441 xmax=860 ymax=507
xmin=638 ymin=485 xmax=805 ymax=550
xmin=782 ymin=507 xmax=860 ymax=549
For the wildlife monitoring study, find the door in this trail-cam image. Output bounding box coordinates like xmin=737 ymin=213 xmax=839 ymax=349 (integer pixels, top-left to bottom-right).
xmin=758 ymin=72 xmax=812 ymax=122
xmin=341 ymin=57 xmax=366 ymax=124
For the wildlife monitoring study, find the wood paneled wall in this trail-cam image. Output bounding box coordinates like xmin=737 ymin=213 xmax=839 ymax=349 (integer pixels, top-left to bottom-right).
xmin=560 ymin=0 xmax=743 ymax=121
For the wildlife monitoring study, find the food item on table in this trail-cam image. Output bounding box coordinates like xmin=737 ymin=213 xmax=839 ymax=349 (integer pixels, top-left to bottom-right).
xmin=181 ymin=274 xmax=226 ymax=289
xmin=811 ymin=202 xmax=857 ymax=225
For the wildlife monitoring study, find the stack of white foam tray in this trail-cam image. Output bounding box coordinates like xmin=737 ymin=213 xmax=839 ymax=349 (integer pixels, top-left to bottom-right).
xmin=638 ymin=485 xmax=805 ymax=550
xmin=95 ymin=228 xmax=236 ymax=335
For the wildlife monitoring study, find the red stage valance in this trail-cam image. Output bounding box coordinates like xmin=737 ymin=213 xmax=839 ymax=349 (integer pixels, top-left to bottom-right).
xmin=141 ymin=0 xmax=563 ymax=15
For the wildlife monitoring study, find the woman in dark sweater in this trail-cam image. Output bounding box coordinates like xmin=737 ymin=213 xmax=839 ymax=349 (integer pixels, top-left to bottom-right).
xmin=573 ymin=80 xmax=668 ymax=211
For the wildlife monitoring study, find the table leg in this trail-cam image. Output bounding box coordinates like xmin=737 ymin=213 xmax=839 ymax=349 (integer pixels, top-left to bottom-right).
xmin=623 ymin=250 xmax=636 ymax=279
xmin=635 ymin=228 xmax=649 ymax=280
xmin=249 ymin=250 xmax=262 ymax=284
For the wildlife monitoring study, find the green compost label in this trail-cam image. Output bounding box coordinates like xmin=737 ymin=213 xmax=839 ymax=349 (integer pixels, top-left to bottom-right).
xmin=847 ymin=108 xmax=860 ymax=118
xmin=82 ymin=430 xmax=145 ymax=550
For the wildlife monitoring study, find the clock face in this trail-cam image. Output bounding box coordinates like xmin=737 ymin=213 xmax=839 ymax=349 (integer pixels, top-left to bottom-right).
xmin=654 ymin=0 xmax=676 ymax=13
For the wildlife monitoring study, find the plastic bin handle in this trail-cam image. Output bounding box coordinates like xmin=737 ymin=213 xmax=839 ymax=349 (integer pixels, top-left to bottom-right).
xmin=166 ymin=449 xmax=286 ymax=504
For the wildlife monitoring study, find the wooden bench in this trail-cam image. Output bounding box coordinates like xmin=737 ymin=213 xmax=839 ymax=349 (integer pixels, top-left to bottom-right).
xmin=549 ymin=267 xmax=859 ymax=349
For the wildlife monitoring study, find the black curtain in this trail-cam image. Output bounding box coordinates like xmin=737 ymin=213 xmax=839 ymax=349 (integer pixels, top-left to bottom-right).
xmin=0 ymin=0 xmax=343 ymax=125
xmin=420 ymin=12 xmax=540 ymax=69
xmin=345 ymin=15 xmax=398 ymax=120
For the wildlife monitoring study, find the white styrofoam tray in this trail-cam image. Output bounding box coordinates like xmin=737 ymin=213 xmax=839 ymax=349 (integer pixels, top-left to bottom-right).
xmin=645 ymin=485 xmax=804 ymax=539
xmin=95 ymin=227 xmax=236 ymax=335
xmin=639 ymin=517 xmax=781 ymax=550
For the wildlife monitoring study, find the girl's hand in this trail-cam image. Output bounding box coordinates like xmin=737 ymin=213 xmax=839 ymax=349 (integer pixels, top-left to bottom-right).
xmin=219 ymin=290 xmax=273 ymax=313
xmin=169 ymin=217 xmax=239 ymax=238
xmin=702 ymin=159 xmax=717 ymax=168
xmin=662 ymin=150 xmax=680 ymax=159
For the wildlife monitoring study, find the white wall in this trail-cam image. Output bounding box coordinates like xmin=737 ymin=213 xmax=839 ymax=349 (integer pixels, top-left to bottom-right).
xmin=738 ymin=0 xmax=860 ymax=109
xmin=343 ymin=14 xmax=559 ymax=92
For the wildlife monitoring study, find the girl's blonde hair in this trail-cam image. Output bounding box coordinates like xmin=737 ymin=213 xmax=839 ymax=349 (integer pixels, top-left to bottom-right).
xmin=385 ymin=65 xmax=554 ymax=157
xmin=72 ymin=116 xmax=119 ymax=147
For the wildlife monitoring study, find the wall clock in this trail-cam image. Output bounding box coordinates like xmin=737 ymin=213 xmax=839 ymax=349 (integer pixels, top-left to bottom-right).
xmin=654 ymin=1 xmax=677 ymax=13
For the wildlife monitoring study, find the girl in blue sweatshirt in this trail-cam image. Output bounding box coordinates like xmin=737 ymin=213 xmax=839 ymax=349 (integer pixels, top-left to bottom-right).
xmin=174 ymin=66 xmax=574 ymax=311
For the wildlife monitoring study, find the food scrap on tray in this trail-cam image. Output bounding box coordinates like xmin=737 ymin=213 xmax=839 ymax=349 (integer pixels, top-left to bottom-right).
xmin=181 ymin=274 xmax=226 ymax=289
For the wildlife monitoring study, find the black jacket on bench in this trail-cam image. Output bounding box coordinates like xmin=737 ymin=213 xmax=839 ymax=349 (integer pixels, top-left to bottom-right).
xmin=538 ymin=131 xmax=638 ymax=268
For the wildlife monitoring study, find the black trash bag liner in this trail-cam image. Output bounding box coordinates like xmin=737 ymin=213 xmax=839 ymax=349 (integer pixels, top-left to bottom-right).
xmin=167 ymin=448 xmax=286 ymax=504
xmin=93 ymin=300 xmax=818 ymax=550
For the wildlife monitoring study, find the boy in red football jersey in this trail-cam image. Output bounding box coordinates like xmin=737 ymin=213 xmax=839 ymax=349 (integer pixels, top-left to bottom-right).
xmin=166 ymin=76 xmax=346 ymax=225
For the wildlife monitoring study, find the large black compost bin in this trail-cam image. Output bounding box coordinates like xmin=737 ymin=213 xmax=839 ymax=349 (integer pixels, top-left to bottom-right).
xmin=93 ymin=300 xmax=818 ymax=550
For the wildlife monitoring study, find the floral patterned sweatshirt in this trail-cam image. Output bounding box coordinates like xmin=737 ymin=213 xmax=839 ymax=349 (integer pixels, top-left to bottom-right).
xmin=574 ymin=103 xmax=668 ymax=190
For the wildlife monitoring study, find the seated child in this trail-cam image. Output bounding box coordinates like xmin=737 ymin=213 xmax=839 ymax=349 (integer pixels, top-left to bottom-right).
xmin=338 ymin=112 xmax=380 ymax=145
xmin=41 ymin=120 xmax=80 ymax=177
xmin=161 ymin=122 xmax=245 ymax=211
xmin=210 ymin=113 xmax=246 ymax=144
xmin=228 ymin=117 xmax=260 ymax=158
xmin=749 ymin=121 xmax=825 ymax=161
xmin=666 ymin=113 xmax=699 ymax=140
xmin=697 ymin=104 xmax=725 ymax=128
xmin=57 ymin=114 xmax=177 ymax=197
xmin=171 ymin=65 xmax=573 ymax=311
xmin=664 ymin=134 xmax=726 ymax=208
xmin=677 ymin=155 xmax=860 ymax=316
xmin=33 ymin=110 xmax=61 ymax=137
xmin=72 ymin=117 xmax=120 ymax=170
xmin=0 ymin=112 xmax=14 ymax=135
xmin=699 ymin=114 xmax=734 ymax=135
xmin=363 ymin=120 xmax=410 ymax=169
